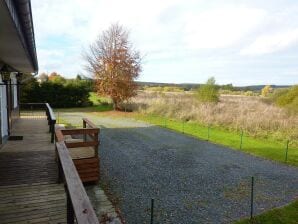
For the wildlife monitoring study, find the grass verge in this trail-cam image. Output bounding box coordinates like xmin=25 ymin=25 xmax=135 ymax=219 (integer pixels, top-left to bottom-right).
xmin=55 ymin=104 xmax=298 ymax=166
xmin=235 ymin=200 xmax=298 ymax=224
xmin=53 ymin=108 xmax=298 ymax=167
xmin=133 ymin=114 xmax=298 ymax=167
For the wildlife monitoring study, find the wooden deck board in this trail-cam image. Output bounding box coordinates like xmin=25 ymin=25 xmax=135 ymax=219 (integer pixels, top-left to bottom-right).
xmin=0 ymin=118 xmax=66 ymax=223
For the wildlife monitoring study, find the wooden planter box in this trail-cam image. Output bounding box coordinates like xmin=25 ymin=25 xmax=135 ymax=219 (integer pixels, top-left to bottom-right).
xmin=56 ymin=118 xmax=100 ymax=183
xmin=73 ymin=157 xmax=99 ymax=183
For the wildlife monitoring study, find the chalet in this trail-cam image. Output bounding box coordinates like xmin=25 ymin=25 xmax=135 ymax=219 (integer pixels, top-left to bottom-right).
xmin=0 ymin=0 xmax=38 ymax=143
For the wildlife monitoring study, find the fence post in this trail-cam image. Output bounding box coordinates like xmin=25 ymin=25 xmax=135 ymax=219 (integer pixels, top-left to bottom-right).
xmin=285 ymin=140 xmax=289 ymax=163
xmin=240 ymin=130 xmax=244 ymax=150
xmin=250 ymin=176 xmax=254 ymax=220
xmin=150 ymin=198 xmax=154 ymax=224
xmin=208 ymin=125 xmax=210 ymax=140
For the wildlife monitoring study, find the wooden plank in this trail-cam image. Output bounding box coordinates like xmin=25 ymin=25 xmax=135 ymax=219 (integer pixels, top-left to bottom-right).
xmin=80 ymin=176 xmax=99 ymax=183
xmin=65 ymin=141 xmax=98 ymax=148
xmin=56 ymin=142 xmax=99 ymax=224
xmin=61 ymin=128 xmax=99 ymax=135
xmin=0 ymin=116 xmax=67 ymax=222
xmin=82 ymin=118 xmax=98 ymax=129
xmin=74 ymin=163 xmax=99 ymax=169
xmin=77 ymin=168 xmax=99 ymax=175
xmin=73 ymin=157 xmax=99 ymax=165
xmin=55 ymin=129 xmax=64 ymax=142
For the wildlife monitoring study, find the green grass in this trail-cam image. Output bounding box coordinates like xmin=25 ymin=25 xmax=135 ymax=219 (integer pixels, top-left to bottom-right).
xmin=54 ymin=92 xmax=298 ymax=167
xmin=55 ymin=92 xmax=113 ymax=112
xmin=134 ymin=114 xmax=298 ymax=167
xmin=55 ymin=108 xmax=298 ymax=223
xmin=235 ymin=200 xmax=298 ymax=224
xmin=89 ymin=92 xmax=113 ymax=108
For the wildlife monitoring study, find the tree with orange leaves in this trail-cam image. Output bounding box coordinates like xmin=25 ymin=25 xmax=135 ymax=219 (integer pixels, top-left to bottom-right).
xmin=84 ymin=23 xmax=142 ymax=110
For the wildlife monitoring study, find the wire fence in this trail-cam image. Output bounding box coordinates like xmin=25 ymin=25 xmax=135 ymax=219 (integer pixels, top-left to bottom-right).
xmin=55 ymin=111 xmax=297 ymax=165
xmin=145 ymin=175 xmax=290 ymax=223
xmin=54 ymin=111 xmax=297 ymax=223
xmin=142 ymin=114 xmax=297 ymax=166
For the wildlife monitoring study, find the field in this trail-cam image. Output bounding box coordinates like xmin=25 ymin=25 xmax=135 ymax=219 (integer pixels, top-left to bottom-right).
xmin=82 ymin=91 xmax=298 ymax=166
xmin=59 ymin=91 xmax=298 ymax=166
xmin=128 ymin=91 xmax=298 ymax=145
xmin=55 ymin=91 xmax=298 ymax=223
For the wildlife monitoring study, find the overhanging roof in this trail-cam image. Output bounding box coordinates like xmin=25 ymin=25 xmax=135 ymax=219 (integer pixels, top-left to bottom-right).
xmin=0 ymin=0 xmax=38 ymax=73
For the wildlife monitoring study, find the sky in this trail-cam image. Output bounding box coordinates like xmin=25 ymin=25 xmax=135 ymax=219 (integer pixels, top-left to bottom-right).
xmin=32 ymin=0 xmax=298 ymax=86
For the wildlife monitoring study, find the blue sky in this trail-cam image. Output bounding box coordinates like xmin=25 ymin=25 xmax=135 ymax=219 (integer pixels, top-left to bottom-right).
xmin=32 ymin=0 xmax=298 ymax=85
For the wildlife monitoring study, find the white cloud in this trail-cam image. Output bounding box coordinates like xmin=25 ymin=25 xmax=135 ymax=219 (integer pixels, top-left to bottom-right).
xmin=31 ymin=0 xmax=298 ymax=85
xmin=184 ymin=7 xmax=267 ymax=49
xmin=240 ymin=29 xmax=298 ymax=55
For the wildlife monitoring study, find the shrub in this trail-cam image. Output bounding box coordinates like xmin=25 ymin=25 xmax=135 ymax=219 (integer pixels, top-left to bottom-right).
xmin=244 ymin=91 xmax=252 ymax=96
xmin=21 ymin=75 xmax=92 ymax=108
xmin=144 ymin=86 xmax=164 ymax=92
xmin=196 ymin=77 xmax=219 ymax=103
xmin=261 ymin=85 xmax=272 ymax=97
xmin=163 ymin=86 xmax=184 ymax=92
xmin=271 ymin=86 xmax=298 ymax=113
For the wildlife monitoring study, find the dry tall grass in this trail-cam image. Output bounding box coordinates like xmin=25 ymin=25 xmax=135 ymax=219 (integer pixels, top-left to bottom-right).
xmin=128 ymin=91 xmax=298 ymax=143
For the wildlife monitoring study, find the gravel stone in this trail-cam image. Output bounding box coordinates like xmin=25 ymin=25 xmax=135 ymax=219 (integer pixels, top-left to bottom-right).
xmin=60 ymin=112 xmax=298 ymax=224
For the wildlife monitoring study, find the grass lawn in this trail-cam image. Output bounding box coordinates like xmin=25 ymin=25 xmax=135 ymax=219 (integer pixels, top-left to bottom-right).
xmin=133 ymin=114 xmax=298 ymax=167
xmin=56 ymin=93 xmax=113 ymax=113
xmin=235 ymin=200 xmax=298 ymax=224
xmin=89 ymin=92 xmax=112 ymax=105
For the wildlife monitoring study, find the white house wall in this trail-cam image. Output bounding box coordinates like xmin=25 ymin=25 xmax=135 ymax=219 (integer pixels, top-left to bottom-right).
xmin=10 ymin=73 xmax=18 ymax=108
xmin=0 ymin=78 xmax=8 ymax=138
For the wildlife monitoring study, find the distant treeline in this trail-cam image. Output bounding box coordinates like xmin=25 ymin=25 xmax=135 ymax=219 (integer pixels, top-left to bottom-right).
xmin=137 ymin=81 xmax=291 ymax=92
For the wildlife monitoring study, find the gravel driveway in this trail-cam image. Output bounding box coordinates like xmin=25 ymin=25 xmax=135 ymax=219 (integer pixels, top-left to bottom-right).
xmin=60 ymin=112 xmax=298 ymax=224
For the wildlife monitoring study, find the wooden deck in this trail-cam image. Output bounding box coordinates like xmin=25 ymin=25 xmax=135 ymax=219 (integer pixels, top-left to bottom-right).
xmin=0 ymin=117 xmax=66 ymax=223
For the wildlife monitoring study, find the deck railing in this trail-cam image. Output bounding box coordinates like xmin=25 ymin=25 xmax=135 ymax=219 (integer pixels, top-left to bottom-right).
xmin=56 ymin=141 xmax=99 ymax=224
xmin=55 ymin=118 xmax=100 ymax=183
xmin=20 ymin=103 xmax=56 ymax=142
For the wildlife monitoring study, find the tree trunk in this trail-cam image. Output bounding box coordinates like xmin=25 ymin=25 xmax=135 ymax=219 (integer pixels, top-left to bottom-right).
xmin=112 ymin=99 xmax=119 ymax=111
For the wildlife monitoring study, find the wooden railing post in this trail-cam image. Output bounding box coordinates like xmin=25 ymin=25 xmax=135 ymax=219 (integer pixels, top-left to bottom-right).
xmin=83 ymin=119 xmax=87 ymax=142
xmin=66 ymin=187 xmax=75 ymax=224
xmin=51 ymin=120 xmax=56 ymax=143
xmin=94 ymin=131 xmax=99 ymax=157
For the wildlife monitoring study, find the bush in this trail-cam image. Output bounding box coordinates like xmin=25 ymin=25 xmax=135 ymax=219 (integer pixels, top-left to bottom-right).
xmin=21 ymin=75 xmax=92 ymax=108
xmin=261 ymin=85 xmax=273 ymax=97
xmin=270 ymin=86 xmax=298 ymax=113
xmin=196 ymin=77 xmax=219 ymax=103
xmin=163 ymin=86 xmax=184 ymax=92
